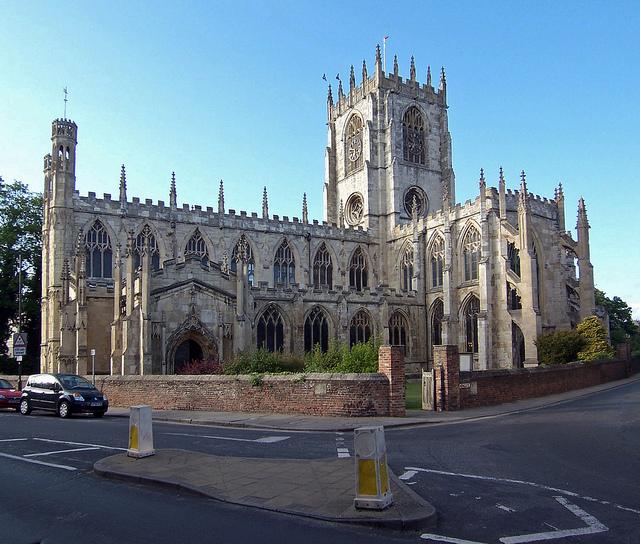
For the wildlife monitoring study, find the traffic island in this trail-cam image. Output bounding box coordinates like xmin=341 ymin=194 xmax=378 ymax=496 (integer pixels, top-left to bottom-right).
xmin=94 ymin=449 xmax=436 ymax=530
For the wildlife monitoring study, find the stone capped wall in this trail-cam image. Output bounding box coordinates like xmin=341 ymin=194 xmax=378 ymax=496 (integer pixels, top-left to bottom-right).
xmin=94 ymin=373 xmax=391 ymax=416
xmin=458 ymin=359 xmax=632 ymax=409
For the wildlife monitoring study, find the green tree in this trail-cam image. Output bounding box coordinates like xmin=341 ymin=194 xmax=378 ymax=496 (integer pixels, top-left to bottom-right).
xmin=595 ymin=288 xmax=639 ymax=345
xmin=0 ymin=177 xmax=43 ymax=374
xmin=535 ymin=330 xmax=585 ymax=366
xmin=576 ymin=316 xmax=615 ymax=361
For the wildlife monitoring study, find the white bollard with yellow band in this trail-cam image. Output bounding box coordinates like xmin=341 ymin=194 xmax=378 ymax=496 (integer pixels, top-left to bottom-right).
xmin=127 ymin=405 xmax=155 ymax=458
xmin=354 ymin=425 xmax=393 ymax=509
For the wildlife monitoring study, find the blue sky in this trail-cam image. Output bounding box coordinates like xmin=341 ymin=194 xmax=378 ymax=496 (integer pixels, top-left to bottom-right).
xmin=1 ymin=0 xmax=638 ymax=318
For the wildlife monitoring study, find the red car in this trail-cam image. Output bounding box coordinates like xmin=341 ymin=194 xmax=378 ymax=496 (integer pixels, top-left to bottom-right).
xmin=0 ymin=379 xmax=21 ymax=410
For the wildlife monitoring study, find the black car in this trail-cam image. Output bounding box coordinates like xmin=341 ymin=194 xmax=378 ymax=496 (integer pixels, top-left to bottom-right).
xmin=19 ymin=373 xmax=108 ymax=418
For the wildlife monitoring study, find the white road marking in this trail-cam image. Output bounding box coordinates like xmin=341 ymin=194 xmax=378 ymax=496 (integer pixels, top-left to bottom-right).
xmin=337 ymin=448 xmax=350 ymax=458
xmin=33 ymin=438 xmax=127 ymax=451
xmin=496 ymin=504 xmax=516 ymax=513
xmin=0 ymin=451 xmax=77 ymax=471
xmin=421 ymin=534 xmax=487 ymax=543
xmin=406 ymin=466 xmax=640 ymax=516
xmin=0 ymin=438 xmax=28 ymax=442
xmin=163 ymin=432 xmax=290 ymax=443
xmin=499 ymin=496 xmax=608 ymax=543
xmin=25 ymin=447 xmax=101 ymax=458
xmin=406 ymin=481 xmax=416 ymax=485
xmin=399 ymin=470 xmax=419 ymax=480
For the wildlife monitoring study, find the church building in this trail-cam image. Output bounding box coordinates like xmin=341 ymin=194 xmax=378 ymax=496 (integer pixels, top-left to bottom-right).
xmin=40 ymin=46 xmax=596 ymax=376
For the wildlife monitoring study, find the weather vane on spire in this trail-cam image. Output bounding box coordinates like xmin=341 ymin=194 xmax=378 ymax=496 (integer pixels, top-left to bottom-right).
xmin=63 ymin=87 xmax=68 ymax=118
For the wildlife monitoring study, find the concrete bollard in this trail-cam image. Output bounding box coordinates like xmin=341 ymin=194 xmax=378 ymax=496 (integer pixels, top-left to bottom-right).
xmin=353 ymin=425 xmax=393 ymax=510
xmin=127 ymin=405 xmax=155 ymax=458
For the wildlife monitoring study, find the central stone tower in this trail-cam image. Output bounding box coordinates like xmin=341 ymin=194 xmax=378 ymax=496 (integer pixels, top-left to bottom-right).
xmin=323 ymin=46 xmax=455 ymax=235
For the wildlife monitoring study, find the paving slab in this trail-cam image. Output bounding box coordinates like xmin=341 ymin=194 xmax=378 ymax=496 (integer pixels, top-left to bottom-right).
xmin=94 ymin=449 xmax=437 ymax=529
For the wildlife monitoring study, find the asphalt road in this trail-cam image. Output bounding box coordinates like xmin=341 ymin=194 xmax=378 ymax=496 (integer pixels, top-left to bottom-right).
xmin=0 ymin=377 xmax=638 ymax=544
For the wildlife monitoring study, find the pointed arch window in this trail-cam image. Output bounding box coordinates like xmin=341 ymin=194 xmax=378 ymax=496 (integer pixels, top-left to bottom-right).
xmin=273 ymin=239 xmax=295 ymax=287
xmin=507 ymin=241 xmax=520 ymax=277
xmin=345 ymin=114 xmax=363 ymax=174
xmin=400 ymin=244 xmax=414 ymax=292
xmin=185 ymin=229 xmax=208 ymax=260
xmin=257 ymin=305 xmax=284 ymax=352
xmin=349 ymin=246 xmax=368 ymax=291
xmin=507 ymin=282 xmax=522 ymax=310
xmin=304 ymin=307 xmax=330 ymax=353
xmin=389 ymin=312 xmax=409 ymax=355
xmin=134 ymin=225 xmax=160 ymax=270
xmin=463 ymin=227 xmax=481 ymax=282
xmin=350 ymin=310 xmax=372 ymax=347
xmin=464 ymin=295 xmax=480 ymax=353
xmin=312 ymin=243 xmax=333 ymax=289
xmin=431 ymin=298 xmax=444 ymax=349
xmin=402 ymin=106 xmax=425 ymax=165
xmin=231 ymin=235 xmax=255 ymax=287
xmin=430 ymin=236 xmax=445 ymax=288
xmin=84 ymin=221 xmax=112 ymax=279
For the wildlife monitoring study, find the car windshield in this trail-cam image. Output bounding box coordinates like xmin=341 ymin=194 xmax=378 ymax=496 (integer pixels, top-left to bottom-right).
xmin=58 ymin=376 xmax=94 ymax=390
xmin=0 ymin=379 xmax=14 ymax=389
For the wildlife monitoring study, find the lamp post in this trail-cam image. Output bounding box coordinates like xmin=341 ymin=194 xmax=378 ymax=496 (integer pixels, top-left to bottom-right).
xmin=90 ymin=349 xmax=96 ymax=384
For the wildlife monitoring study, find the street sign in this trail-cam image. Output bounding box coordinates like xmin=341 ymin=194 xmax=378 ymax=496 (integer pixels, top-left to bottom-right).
xmin=12 ymin=333 xmax=28 ymax=357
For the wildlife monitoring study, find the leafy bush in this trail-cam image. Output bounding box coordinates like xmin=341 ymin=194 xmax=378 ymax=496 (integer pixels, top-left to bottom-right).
xmin=304 ymin=337 xmax=380 ymax=373
xmin=224 ymin=349 xmax=305 ymax=375
xmin=576 ymin=316 xmax=615 ymax=361
xmin=535 ymin=330 xmax=585 ymax=366
xmin=176 ymin=358 xmax=224 ymax=375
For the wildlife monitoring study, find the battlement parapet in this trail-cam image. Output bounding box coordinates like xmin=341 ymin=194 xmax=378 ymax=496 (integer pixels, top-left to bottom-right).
xmin=73 ymin=190 xmax=371 ymax=241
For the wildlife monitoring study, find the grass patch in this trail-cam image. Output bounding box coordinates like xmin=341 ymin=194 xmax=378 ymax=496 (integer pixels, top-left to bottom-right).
xmin=405 ymin=379 xmax=422 ymax=409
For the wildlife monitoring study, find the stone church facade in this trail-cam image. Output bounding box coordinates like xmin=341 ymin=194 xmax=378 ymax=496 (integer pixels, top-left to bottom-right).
xmin=40 ymin=47 xmax=596 ymax=376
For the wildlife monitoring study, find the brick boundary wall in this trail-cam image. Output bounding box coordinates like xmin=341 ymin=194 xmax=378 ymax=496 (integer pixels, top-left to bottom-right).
xmin=0 ymin=373 xmax=392 ymax=417
xmin=458 ymin=359 xmax=636 ymax=409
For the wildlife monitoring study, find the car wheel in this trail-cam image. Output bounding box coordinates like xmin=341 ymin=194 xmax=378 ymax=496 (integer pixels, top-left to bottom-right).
xmin=93 ymin=411 xmax=104 ymax=418
xmin=19 ymin=399 xmax=31 ymax=415
xmin=58 ymin=400 xmax=71 ymax=418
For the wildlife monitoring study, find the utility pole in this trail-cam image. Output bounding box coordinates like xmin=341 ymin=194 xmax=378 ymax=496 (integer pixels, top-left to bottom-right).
xmin=17 ymin=255 xmax=23 ymax=390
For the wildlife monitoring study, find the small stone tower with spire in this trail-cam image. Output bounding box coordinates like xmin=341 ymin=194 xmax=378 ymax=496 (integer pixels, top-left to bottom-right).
xmin=41 ymin=118 xmax=79 ymax=372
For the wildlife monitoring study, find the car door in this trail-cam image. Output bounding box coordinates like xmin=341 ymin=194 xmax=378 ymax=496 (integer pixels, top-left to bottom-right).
xmin=40 ymin=375 xmax=59 ymax=412
xmin=27 ymin=377 xmax=45 ymax=409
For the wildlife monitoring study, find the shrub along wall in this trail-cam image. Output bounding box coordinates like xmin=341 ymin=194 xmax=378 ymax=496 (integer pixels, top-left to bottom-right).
xmin=95 ymin=373 xmax=390 ymax=417
xmin=458 ymin=359 xmax=633 ymax=409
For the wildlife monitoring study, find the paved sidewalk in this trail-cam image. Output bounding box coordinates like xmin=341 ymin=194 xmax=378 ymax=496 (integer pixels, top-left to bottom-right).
xmin=94 ymin=449 xmax=436 ymax=529
xmin=95 ymin=375 xmax=639 ymax=529
xmin=106 ymin=373 xmax=640 ymax=431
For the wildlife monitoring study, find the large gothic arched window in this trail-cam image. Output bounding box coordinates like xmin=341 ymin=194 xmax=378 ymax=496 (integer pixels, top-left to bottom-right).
xmin=402 ymin=106 xmax=425 ymax=165
xmin=431 ymin=298 xmax=444 ymax=349
xmin=389 ymin=312 xmax=409 ymax=355
xmin=257 ymin=305 xmax=284 ymax=352
xmin=349 ymin=246 xmax=368 ymax=291
xmin=400 ymin=244 xmax=414 ymax=292
xmin=84 ymin=221 xmax=112 ymax=279
xmin=273 ymin=239 xmax=295 ymax=287
xmin=304 ymin=306 xmax=330 ymax=353
xmin=430 ymin=235 xmax=445 ymax=288
xmin=134 ymin=225 xmax=160 ymax=270
xmin=312 ymin=243 xmax=333 ymax=289
xmin=463 ymin=227 xmax=481 ymax=282
xmin=185 ymin=229 xmax=208 ymax=260
xmin=350 ymin=310 xmax=372 ymax=347
xmin=345 ymin=114 xmax=363 ymax=174
xmin=464 ymin=295 xmax=480 ymax=353
xmin=231 ymin=235 xmax=255 ymax=287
